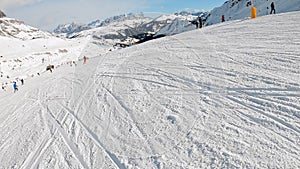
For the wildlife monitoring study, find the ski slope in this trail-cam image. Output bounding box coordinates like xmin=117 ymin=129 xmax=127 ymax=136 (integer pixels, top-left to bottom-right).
xmin=0 ymin=12 xmax=300 ymax=168
xmin=206 ymin=0 xmax=300 ymax=25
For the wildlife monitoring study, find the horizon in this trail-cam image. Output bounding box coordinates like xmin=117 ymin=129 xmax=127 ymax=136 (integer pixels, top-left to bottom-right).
xmin=1 ymin=0 xmax=225 ymax=31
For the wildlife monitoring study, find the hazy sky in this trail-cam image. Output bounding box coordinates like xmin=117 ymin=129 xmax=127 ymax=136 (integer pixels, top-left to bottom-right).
xmin=1 ymin=0 xmax=225 ymax=31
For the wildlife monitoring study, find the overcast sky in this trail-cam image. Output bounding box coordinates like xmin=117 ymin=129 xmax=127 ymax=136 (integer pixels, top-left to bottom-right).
xmin=1 ymin=0 xmax=225 ymax=31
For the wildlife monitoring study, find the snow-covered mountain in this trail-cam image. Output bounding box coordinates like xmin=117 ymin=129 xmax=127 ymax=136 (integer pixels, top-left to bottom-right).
xmin=54 ymin=12 xmax=201 ymax=47
xmin=52 ymin=0 xmax=300 ymax=44
xmin=53 ymin=13 xmax=151 ymax=37
xmin=0 ymin=17 xmax=51 ymax=40
xmin=53 ymin=22 xmax=89 ymax=35
xmin=153 ymin=14 xmax=203 ymax=36
xmin=0 ymin=11 xmax=299 ymax=168
xmin=206 ymin=0 xmax=300 ymax=25
xmin=88 ymin=13 xmax=147 ymax=28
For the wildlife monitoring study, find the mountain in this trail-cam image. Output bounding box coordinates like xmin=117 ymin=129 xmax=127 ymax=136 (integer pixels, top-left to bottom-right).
xmin=53 ymin=12 xmax=207 ymax=39
xmin=176 ymin=9 xmax=209 ymax=17
xmin=53 ymin=22 xmax=90 ymax=35
xmin=152 ymin=14 xmax=198 ymax=36
xmin=1 ymin=11 xmax=300 ymax=168
xmin=0 ymin=17 xmax=51 ymax=40
xmin=53 ymin=13 xmax=200 ymax=47
xmin=206 ymin=0 xmax=300 ymax=25
xmin=88 ymin=13 xmax=146 ymax=28
xmin=53 ymin=13 xmax=151 ymax=37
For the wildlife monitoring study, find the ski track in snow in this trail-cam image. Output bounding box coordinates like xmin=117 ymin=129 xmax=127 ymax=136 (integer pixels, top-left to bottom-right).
xmin=0 ymin=12 xmax=300 ymax=168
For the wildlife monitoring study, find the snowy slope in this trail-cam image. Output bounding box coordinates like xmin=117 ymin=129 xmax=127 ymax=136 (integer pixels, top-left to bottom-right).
xmin=0 ymin=18 xmax=94 ymax=89
xmin=206 ymin=0 xmax=300 ymax=25
xmin=0 ymin=11 xmax=300 ymax=168
xmin=0 ymin=18 xmax=51 ymax=40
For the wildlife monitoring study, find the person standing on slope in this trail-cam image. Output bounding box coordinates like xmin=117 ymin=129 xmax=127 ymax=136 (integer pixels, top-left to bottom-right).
xmin=83 ymin=56 xmax=87 ymax=64
xmin=13 ymin=81 xmax=18 ymax=93
xmin=270 ymin=2 xmax=276 ymax=14
xmin=198 ymin=16 xmax=203 ymax=29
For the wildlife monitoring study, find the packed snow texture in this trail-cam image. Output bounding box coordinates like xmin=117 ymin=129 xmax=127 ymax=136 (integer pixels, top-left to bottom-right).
xmin=0 ymin=11 xmax=300 ymax=168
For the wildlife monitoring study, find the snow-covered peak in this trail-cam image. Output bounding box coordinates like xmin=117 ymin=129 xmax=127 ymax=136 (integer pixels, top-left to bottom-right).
xmin=152 ymin=14 xmax=200 ymax=36
xmin=53 ymin=13 xmax=151 ymax=36
xmin=175 ymin=9 xmax=208 ymax=17
xmin=69 ymin=15 xmax=152 ymax=45
xmin=153 ymin=14 xmax=195 ymax=22
xmin=206 ymin=0 xmax=300 ymax=25
xmin=88 ymin=13 xmax=148 ymax=28
xmin=53 ymin=22 xmax=89 ymax=35
xmin=0 ymin=17 xmax=51 ymax=40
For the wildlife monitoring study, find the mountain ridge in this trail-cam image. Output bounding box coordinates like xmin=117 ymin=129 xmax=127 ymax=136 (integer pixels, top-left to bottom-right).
xmin=0 ymin=10 xmax=5 ymax=18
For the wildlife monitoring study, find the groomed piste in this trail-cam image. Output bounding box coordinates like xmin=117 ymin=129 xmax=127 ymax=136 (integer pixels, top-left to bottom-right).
xmin=0 ymin=11 xmax=300 ymax=168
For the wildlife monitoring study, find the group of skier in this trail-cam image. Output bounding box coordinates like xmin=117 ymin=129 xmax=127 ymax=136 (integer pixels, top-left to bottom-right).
xmin=190 ymin=1 xmax=276 ymax=28
xmin=226 ymin=2 xmax=276 ymax=21
xmin=1 ymin=55 xmax=88 ymax=93
xmin=1 ymin=79 xmax=22 ymax=92
xmin=189 ymin=16 xmax=202 ymax=29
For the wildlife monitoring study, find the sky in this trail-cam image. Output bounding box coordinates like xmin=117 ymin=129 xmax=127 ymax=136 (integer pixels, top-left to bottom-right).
xmin=1 ymin=0 xmax=226 ymax=31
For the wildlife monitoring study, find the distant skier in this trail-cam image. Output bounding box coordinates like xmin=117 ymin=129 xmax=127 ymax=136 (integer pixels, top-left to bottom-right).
xmin=222 ymin=15 xmax=225 ymax=22
xmin=13 ymin=82 xmax=18 ymax=93
xmin=198 ymin=16 xmax=203 ymax=29
xmin=1 ymin=83 xmax=5 ymax=91
xmin=20 ymin=79 xmax=24 ymax=85
xmin=270 ymin=2 xmax=276 ymax=14
xmin=195 ymin=20 xmax=199 ymax=29
xmin=189 ymin=20 xmax=199 ymax=29
xmin=46 ymin=65 xmax=54 ymax=73
xmin=83 ymin=56 xmax=87 ymax=64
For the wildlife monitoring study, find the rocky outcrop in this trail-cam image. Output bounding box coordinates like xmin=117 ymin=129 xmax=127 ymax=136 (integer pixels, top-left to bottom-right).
xmin=0 ymin=10 xmax=6 ymax=18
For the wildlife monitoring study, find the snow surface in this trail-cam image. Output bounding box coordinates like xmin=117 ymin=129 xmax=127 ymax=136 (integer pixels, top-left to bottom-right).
xmin=0 ymin=11 xmax=300 ymax=168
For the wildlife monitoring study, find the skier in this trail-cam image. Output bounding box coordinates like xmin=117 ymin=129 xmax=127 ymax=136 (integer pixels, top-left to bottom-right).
xmin=1 ymin=83 xmax=5 ymax=91
xmin=189 ymin=20 xmax=198 ymax=29
xmin=198 ymin=16 xmax=203 ymax=29
xmin=13 ymin=81 xmax=18 ymax=93
xmin=270 ymin=2 xmax=276 ymax=14
xmin=222 ymin=15 xmax=225 ymax=22
xmin=83 ymin=56 xmax=87 ymax=64
xmin=20 ymin=79 xmax=24 ymax=85
xmin=46 ymin=65 xmax=54 ymax=73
